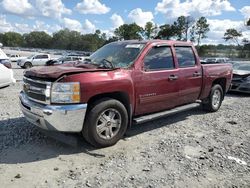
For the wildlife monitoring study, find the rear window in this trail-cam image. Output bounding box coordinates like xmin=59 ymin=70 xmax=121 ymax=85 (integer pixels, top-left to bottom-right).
xmin=175 ymin=46 xmax=196 ymax=67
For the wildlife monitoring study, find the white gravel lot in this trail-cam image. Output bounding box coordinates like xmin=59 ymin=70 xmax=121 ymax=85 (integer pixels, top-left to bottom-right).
xmin=0 ymin=63 xmax=249 ymax=188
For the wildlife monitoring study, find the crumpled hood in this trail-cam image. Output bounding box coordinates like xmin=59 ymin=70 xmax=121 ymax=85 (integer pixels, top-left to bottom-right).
xmin=24 ymin=63 xmax=108 ymax=79
xmin=233 ymin=70 xmax=250 ymax=76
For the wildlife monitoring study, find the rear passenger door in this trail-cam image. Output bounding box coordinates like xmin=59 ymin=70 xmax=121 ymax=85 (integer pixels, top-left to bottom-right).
xmin=39 ymin=55 xmax=49 ymax=65
xmin=174 ymin=46 xmax=202 ymax=104
xmin=32 ymin=55 xmax=41 ymax=66
xmin=33 ymin=55 xmax=48 ymax=66
xmin=134 ymin=45 xmax=180 ymax=115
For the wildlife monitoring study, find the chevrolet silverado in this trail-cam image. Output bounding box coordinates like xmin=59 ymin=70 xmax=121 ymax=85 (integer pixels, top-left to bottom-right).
xmin=19 ymin=40 xmax=233 ymax=147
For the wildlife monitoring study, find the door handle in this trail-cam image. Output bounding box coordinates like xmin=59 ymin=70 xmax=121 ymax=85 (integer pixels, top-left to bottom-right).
xmin=168 ymin=75 xmax=179 ymax=81
xmin=193 ymin=72 xmax=201 ymax=77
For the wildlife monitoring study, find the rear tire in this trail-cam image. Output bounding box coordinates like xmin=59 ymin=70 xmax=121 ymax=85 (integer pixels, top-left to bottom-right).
xmin=202 ymin=84 xmax=223 ymax=112
xmin=24 ymin=62 xmax=32 ymax=69
xmin=82 ymin=98 xmax=128 ymax=148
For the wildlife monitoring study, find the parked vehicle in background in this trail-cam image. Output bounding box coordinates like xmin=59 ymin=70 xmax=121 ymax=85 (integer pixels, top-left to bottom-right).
xmin=0 ymin=48 xmax=16 ymax=88
xmin=46 ymin=55 xmax=85 ymax=66
xmin=230 ymin=62 xmax=250 ymax=93
xmin=9 ymin=54 xmax=26 ymax=62
xmin=19 ymin=40 xmax=233 ymax=148
xmin=17 ymin=54 xmax=51 ymax=69
xmin=202 ymin=57 xmax=230 ymax=64
xmin=9 ymin=54 xmax=27 ymax=62
xmin=0 ymin=48 xmax=12 ymax=69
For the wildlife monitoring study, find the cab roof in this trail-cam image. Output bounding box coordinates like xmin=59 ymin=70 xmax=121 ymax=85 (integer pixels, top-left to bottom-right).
xmin=112 ymin=40 xmax=193 ymax=46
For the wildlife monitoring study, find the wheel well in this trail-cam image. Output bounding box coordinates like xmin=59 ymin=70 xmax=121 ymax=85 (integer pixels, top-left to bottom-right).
xmin=87 ymin=92 xmax=132 ymax=125
xmin=24 ymin=61 xmax=32 ymax=65
xmin=212 ymin=78 xmax=227 ymax=96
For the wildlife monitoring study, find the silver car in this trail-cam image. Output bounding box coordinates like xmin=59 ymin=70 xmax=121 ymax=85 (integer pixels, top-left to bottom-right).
xmin=230 ymin=62 xmax=250 ymax=93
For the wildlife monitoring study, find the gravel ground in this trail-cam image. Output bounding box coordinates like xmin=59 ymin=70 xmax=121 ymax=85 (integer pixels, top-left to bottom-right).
xmin=0 ymin=63 xmax=250 ymax=188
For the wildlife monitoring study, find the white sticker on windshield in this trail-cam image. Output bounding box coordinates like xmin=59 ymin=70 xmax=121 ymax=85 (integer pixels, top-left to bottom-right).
xmin=125 ymin=44 xmax=143 ymax=49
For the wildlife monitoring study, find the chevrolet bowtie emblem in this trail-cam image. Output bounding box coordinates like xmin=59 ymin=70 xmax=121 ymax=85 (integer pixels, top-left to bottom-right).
xmin=23 ymin=83 xmax=30 ymax=92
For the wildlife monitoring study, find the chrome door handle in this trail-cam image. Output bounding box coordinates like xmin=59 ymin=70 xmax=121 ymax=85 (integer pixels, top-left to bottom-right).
xmin=193 ymin=72 xmax=201 ymax=77
xmin=168 ymin=75 xmax=179 ymax=81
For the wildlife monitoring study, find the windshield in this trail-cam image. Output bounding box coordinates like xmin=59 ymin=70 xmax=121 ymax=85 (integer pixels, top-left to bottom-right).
xmin=233 ymin=63 xmax=250 ymax=71
xmin=88 ymin=42 xmax=145 ymax=68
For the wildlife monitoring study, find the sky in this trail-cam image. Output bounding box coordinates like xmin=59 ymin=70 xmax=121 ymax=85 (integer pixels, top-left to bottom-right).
xmin=0 ymin=0 xmax=249 ymax=44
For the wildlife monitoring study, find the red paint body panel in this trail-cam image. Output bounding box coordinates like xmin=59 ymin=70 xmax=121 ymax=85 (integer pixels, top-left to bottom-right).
xmin=62 ymin=69 xmax=135 ymax=108
xmin=199 ymin=64 xmax=233 ymax=99
xmin=24 ymin=40 xmax=233 ymax=117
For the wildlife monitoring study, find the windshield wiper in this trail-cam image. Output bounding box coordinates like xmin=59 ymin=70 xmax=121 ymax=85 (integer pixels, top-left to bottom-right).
xmin=78 ymin=58 xmax=116 ymax=70
xmin=98 ymin=59 xmax=115 ymax=69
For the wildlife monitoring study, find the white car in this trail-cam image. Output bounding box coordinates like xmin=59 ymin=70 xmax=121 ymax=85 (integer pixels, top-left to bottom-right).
xmin=204 ymin=57 xmax=230 ymax=64
xmin=0 ymin=49 xmax=16 ymax=88
xmin=9 ymin=54 xmax=26 ymax=62
xmin=46 ymin=55 xmax=86 ymax=66
xmin=17 ymin=54 xmax=51 ymax=69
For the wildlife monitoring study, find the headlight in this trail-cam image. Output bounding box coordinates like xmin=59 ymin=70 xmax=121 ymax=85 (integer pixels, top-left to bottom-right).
xmin=51 ymin=82 xmax=80 ymax=103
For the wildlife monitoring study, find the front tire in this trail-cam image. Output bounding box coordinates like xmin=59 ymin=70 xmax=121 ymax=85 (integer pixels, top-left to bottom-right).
xmin=24 ymin=62 xmax=32 ymax=69
xmin=202 ymin=84 xmax=223 ymax=112
xmin=83 ymin=98 xmax=128 ymax=148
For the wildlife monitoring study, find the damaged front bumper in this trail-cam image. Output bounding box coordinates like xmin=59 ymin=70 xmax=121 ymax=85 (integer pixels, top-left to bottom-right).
xmin=19 ymin=91 xmax=87 ymax=132
xmin=230 ymin=82 xmax=250 ymax=93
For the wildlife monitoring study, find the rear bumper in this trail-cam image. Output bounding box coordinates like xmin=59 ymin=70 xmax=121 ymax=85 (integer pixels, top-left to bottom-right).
xmin=19 ymin=91 xmax=87 ymax=132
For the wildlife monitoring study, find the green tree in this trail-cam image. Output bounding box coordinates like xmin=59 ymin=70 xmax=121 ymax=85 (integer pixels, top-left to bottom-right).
xmin=114 ymin=23 xmax=143 ymax=40
xmin=67 ymin=31 xmax=82 ymax=50
xmin=144 ymin=22 xmax=156 ymax=39
xmin=156 ymin=24 xmax=176 ymax=39
xmin=173 ymin=16 xmax=194 ymax=41
xmin=2 ymin=32 xmax=24 ymax=47
xmin=223 ymin=28 xmax=242 ymax=46
xmin=24 ymin=31 xmax=52 ymax=48
xmin=52 ymin=29 xmax=72 ymax=49
xmin=190 ymin=17 xmax=210 ymax=46
xmin=0 ymin=33 xmax=3 ymax=43
xmin=52 ymin=29 xmax=106 ymax=51
xmin=80 ymin=30 xmax=106 ymax=51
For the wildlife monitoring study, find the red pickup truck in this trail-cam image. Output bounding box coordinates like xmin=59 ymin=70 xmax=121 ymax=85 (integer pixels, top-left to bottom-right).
xmin=19 ymin=40 xmax=232 ymax=147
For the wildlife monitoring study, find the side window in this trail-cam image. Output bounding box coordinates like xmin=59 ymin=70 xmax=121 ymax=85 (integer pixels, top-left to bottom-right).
xmin=34 ymin=55 xmax=42 ymax=59
xmin=40 ymin=55 xmax=49 ymax=59
xmin=175 ymin=46 xmax=196 ymax=68
xmin=144 ymin=46 xmax=174 ymax=71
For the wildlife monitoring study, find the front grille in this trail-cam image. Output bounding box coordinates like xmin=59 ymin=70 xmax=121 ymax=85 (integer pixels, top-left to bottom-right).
xmin=23 ymin=76 xmax=51 ymax=104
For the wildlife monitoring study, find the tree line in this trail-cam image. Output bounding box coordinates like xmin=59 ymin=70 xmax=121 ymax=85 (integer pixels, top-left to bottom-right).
xmin=0 ymin=15 xmax=249 ymax=58
xmin=0 ymin=16 xmax=210 ymax=52
xmin=0 ymin=29 xmax=107 ymax=52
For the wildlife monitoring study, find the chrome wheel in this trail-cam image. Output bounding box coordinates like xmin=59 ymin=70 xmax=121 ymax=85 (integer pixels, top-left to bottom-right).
xmin=96 ymin=108 xmax=122 ymax=140
xmin=212 ymin=89 xmax=221 ymax=109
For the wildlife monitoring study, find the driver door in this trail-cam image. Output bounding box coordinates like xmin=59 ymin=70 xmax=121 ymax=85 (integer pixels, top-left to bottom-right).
xmin=134 ymin=45 xmax=180 ymax=115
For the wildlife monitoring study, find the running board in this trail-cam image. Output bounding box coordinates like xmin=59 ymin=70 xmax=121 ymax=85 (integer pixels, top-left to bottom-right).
xmin=133 ymin=103 xmax=200 ymax=124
